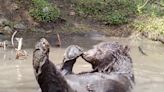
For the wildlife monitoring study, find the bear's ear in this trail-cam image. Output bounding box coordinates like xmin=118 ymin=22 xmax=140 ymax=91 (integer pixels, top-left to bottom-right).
xmin=123 ymin=45 xmax=130 ymax=54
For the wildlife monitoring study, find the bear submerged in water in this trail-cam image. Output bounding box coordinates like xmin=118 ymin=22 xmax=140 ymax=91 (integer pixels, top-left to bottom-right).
xmin=82 ymin=42 xmax=135 ymax=82
xmin=81 ymin=42 xmax=135 ymax=90
xmin=32 ymin=38 xmax=135 ymax=92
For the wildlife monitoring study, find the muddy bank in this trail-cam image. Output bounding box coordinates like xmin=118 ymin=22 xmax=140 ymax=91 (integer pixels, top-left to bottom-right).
xmin=0 ymin=0 xmax=163 ymax=45
xmin=0 ymin=0 xmax=132 ymax=37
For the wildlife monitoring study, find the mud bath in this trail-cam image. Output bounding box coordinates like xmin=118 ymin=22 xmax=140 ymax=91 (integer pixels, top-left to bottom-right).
xmin=0 ymin=34 xmax=164 ymax=92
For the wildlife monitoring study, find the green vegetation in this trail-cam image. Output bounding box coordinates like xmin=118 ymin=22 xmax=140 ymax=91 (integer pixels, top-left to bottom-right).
xmin=72 ymin=0 xmax=137 ymax=25
xmin=133 ymin=0 xmax=164 ymax=35
xmin=29 ymin=0 xmax=60 ymax=22
xmin=133 ymin=16 xmax=164 ymax=35
xmin=71 ymin=0 xmax=164 ymax=36
xmin=18 ymin=0 xmax=164 ymax=37
xmin=136 ymin=0 xmax=164 ymax=17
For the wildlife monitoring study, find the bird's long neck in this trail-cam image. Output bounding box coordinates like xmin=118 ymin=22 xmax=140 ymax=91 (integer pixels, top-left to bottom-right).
xmin=61 ymin=58 xmax=76 ymax=75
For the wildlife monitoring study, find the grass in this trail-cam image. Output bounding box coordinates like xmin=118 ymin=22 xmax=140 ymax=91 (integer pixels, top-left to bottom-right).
xmin=133 ymin=16 xmax=164 ymax=36
xmin=29 ymin=0 xmax=60 ymax=22
xmin=72 ymin=0 xmax=137 ymax=25
xmin=133 ymin=0 xmax=164 ymax=36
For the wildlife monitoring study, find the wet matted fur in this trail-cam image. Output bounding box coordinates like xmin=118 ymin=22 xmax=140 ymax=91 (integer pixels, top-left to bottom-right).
xmin=33 ymin=39 xmax=134 ymax=92
xmin=82 ymin=42 xmax=135 ymax=84
xmin=33 ymin=38 xmax=74 ymax=92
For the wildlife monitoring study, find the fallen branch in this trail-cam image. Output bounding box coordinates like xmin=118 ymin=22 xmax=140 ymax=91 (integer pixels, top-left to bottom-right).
xmin=11 ymin=30 xmax=18 ymax=47
xmin=15 ymin=37 xmax=23 ymax=51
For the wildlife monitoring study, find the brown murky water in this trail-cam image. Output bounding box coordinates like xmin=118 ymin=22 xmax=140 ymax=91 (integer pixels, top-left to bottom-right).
xmin=0 ymin=33 xmax=164 ymax=92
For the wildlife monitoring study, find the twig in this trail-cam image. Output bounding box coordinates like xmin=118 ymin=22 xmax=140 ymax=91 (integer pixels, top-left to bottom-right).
xmin=137 ymin=0 xmax=156 ymax=13
xmin=3 ymin=41 xmax=6 ymax=50
xmin=139 ymin=0 xmax=150 ymax=9
xmin=138 ymin=46 xmax=147 ymax=56
xmin=0 ymin=41 xmax=7 ymax=50
xmin=56 ymin=33 xmax=61 ymax=47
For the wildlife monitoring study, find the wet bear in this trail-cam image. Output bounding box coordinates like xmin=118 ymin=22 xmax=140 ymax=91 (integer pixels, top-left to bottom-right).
xmin=81 ymin=42 xmax=135 ymax=84
xmin=33 ymin=39 xmax=134 ymax=92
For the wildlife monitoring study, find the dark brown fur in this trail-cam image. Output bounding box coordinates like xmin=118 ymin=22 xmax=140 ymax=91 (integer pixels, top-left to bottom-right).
xmin=82 ymin=42 xmax=135 ymax=84
xmin=33 ymin=39 xmax=134 ymax=92
xmin=33 ymin=38 xmax=74 ymax=92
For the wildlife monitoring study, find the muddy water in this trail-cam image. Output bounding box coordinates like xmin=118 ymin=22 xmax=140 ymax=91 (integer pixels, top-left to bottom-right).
xmin=0 ymin=33 xmax=164 ymax=92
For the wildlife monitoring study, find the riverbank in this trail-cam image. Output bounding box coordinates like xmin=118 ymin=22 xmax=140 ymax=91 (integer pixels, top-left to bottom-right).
xmin=0 ymin=0 xmax=163 ymax=44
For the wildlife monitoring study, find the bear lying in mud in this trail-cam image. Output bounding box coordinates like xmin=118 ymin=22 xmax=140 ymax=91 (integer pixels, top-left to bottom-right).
xmin=33 ymin=38 xmax=135 ymax=92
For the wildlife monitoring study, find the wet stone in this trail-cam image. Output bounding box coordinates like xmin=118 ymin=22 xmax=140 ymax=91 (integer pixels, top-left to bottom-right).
xmin=0 ymin=18 xmax=10 ymax=27
xmin=3 ymin=26 xmax=13 ymax=34
xmin=69 ymin=11 xmax=76 ymax=16
xmin=11 ymin=3 xmax=19 ymax=11
xmin=43 ymin=7 xmax=49 ymax=13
